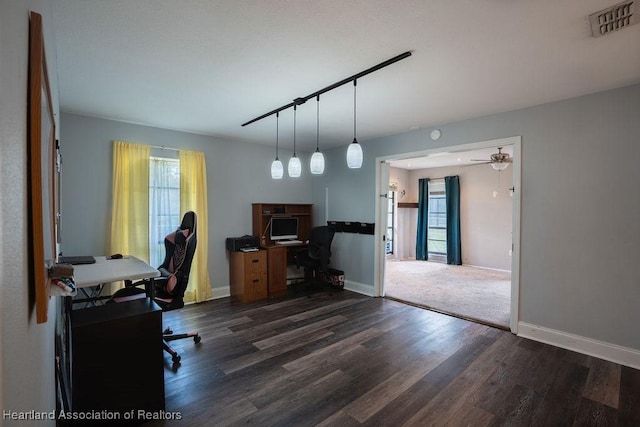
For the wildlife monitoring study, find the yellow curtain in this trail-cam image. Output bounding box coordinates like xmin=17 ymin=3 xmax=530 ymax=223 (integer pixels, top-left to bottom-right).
xmin=109 ymin=141 xmax=150 ymax=293
xmin=179 ymin=149 xmax=212 ymax=302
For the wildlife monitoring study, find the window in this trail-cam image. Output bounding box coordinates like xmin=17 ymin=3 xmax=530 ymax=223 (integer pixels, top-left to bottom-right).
xmin=428 ymin=181 xmax=447 ymax=256
xmin=386 ymin=191 xmax=396 ymax=254
xmin=149 ymin=156 xmax=180 ymax=267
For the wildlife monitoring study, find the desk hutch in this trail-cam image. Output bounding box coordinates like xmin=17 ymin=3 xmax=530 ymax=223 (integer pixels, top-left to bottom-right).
xmin=253 ymin=203 xmax=312 ymax=296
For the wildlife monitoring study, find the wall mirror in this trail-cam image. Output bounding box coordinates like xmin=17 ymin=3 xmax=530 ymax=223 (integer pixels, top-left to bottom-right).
xmin=29 ymin=11 xmax=57 ymax=324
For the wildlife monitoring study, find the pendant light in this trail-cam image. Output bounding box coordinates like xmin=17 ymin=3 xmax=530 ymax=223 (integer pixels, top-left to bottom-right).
xmin=288 ymin=105 xmax=302 ymax=177
xmin=346 ymin=79 xmax=363 ymax=168
xmin=270 ymin=112 xmax=283 ymax=179
xmin=310 ymin=95 xmax=325 ymax=174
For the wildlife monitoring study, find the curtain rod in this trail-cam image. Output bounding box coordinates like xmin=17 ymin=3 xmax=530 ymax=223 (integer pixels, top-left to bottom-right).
xmin=241 ymin=51 xmax=412 ymax=127
xmin=150 ymin=145 xmax=180 ymax=152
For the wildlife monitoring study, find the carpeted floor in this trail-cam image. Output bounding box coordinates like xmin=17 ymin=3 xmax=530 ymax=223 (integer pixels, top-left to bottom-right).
xmin=384 ymin=260 xmax=511 ymax=328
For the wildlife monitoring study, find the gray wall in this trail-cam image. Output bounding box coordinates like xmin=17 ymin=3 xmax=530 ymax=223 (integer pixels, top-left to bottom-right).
xmin=59 ymin=113 xmax=315 ymax=294
xmin=312 ymin=83 xmax=640 ymax=351
xmin=1 ymin=0 xmax=59 ymax=423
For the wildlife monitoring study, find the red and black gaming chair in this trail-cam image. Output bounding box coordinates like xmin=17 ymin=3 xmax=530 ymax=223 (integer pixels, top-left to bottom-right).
xmin=113 ymin=211 xmax=201 ymax=364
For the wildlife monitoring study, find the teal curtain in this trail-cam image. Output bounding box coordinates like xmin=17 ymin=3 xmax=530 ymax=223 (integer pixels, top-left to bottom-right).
xmin=445 ymin=175 xmax=462 ymax=265
xmin=416 ymin=178 xmax=430 ymax=260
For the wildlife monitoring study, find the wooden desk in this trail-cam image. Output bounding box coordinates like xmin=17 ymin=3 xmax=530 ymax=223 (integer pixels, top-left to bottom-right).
xmin=263 ymin=243 xmax=307 ymax=298
xmin=70 ymin=298 xmax=165 ymax=420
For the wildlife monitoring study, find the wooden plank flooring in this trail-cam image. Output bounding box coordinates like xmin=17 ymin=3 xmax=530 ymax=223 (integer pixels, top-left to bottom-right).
xmin=148 ymin=289 xmax=640 ymax=426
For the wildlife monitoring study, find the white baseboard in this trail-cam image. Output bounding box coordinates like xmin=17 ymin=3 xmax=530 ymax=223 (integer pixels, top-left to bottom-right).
xmin=464 ymin=263 xmax=511 ymax=274
xmin=210 ymin=283 xmax=372 ymax=300
xmin=211 ymin=286 xmax=230 ymax=299
xmin=518 ymin=322 xmax=640 ymax=369
xmin=344 ymin=280 xmax=375 ymax=297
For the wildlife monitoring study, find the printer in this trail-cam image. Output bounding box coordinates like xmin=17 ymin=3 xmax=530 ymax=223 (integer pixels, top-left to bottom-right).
xmin=225 ymin=235 xmax=259 ymax=252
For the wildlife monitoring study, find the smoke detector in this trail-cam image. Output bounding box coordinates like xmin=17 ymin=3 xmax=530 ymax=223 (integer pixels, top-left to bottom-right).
xmin=589 ymin=1 xmax=636 ymax=37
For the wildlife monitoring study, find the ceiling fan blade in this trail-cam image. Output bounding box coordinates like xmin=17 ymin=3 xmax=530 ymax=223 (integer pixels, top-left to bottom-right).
xmin=469 ymin=159 xmax=489 ymax=162
xmin=462 ymin=162 xmax=491 ymax=167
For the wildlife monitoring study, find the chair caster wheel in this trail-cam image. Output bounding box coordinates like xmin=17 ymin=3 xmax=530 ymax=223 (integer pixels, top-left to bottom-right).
xmin=194 ymin=335 xmax=201 ymax=344
xmin=172 ymin=354 xmax=181 ymax=363
xmin=164 ymin=327 xmax=173 ymax=335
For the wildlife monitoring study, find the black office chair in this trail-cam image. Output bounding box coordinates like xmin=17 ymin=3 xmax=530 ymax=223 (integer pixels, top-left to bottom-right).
xmin=112 ymin=211 xmax=201 ymax=364
xmin=295 ymin=225 xmax=336 ymax=289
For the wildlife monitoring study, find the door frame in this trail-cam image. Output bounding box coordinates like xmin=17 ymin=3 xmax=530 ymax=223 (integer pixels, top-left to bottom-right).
xmin=373 ymin=136 xmax=522 ymax=333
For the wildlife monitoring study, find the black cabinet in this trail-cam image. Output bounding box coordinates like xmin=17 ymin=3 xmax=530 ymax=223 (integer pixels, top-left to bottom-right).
xmin=70 ymin=298 xmax=164 ymax=421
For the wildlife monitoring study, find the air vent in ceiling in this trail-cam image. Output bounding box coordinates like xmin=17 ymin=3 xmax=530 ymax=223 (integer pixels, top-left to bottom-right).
xmin=589 ymin=1 xmax=636 ymax=37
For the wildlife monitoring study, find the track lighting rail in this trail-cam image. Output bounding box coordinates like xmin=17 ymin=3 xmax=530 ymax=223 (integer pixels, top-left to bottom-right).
xmin=241 ymin=51 xmax=412 ymax=127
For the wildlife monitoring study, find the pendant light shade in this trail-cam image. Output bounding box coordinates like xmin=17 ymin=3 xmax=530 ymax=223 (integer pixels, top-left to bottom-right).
xmin=271 ymin=112 xmax=283 ymax=179
xmin=310 ymin=95 xmax=325 ymax=174
xmin=346 ymin=79 xmax=363 ymax=169
xmin=288 ymin=105 xmax=302 ymax=178
xmin=288 ymin=155 xmax=302 ymax=177
xmin=271 ymin=159 xmax=284 ymax=179
xmin=310 ymin=150 xmax=325 ymax=174
xmin=346 ymin=140 xmax=363 ymax=169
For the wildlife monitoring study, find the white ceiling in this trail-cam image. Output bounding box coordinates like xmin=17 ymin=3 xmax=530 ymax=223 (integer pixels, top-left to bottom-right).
xmin=388 ymin=145 xmax=514 ymax=170
xmin=52 ymin=0 xmax=640 ymax=153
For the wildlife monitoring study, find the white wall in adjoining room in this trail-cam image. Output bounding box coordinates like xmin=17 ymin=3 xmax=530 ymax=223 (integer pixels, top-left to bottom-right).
xmin=405 ymin=162 xmax=513 ymax=271
xmin=387 ymin=167 xmax=412 ymax=260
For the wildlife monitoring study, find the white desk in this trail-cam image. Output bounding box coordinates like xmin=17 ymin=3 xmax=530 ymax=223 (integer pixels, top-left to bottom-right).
xmin=72 ymin=255 xmax=160 ymax=307
xmin=60 ymin=257 xmax=163 ymax=414
xmin=73 ymin=255 xmax=160 ymax=288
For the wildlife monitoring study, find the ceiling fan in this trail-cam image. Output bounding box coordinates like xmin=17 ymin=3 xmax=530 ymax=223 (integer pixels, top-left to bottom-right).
xmin=469 ymin=147 xmax=512 ymax=171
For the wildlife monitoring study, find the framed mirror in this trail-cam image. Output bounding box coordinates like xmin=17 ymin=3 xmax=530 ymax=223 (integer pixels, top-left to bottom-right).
xmin=29 ymin=11 xmax=57 ymax=324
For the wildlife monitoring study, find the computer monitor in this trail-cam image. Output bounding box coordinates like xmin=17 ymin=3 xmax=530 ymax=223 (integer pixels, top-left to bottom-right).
xmin=270 ymin=216 xmax=298 ymax=241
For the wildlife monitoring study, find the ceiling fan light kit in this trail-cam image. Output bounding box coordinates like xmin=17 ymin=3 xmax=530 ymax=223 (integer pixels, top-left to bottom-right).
xmin=491 ymin=162 xmax=510 ymax=171
xmin=242 ymin=52 xmax=412 ymax=177
xmin=470 ymin=147 xmax=512 ymax=171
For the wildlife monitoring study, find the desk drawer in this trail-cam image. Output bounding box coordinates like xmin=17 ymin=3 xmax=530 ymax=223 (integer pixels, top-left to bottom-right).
xmin=244 ymin=251 xmax=266 ymax=273
xmin=229 ymin=250 xmax=268 ymax=303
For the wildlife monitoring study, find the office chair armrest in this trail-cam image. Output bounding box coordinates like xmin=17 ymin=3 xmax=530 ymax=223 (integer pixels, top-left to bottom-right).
xmin=124 ymin=278 xmax=150 ymax=288
xmin=294 ymin=247 xmax=308 ymax=268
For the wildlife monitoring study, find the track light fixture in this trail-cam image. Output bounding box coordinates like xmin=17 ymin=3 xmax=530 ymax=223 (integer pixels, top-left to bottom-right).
xmin=310 ymin=95 xmax=325 ymax=174
xmin=241 ymin=51 xmax=412 ymax=175
xmin=346 ymin=79 xmax=363 ymax=169
xmin=288 ymin=105 xmax=302 ymax=178
xmin=270 ymin=112 xmax=283 ymax=179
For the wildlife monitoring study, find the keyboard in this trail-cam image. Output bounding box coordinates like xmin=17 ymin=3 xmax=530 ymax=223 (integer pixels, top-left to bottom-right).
xmin=59 ymin=255 xmax=96 ymax=265
xmin=275 ymin=239 xmax=303 ymax=245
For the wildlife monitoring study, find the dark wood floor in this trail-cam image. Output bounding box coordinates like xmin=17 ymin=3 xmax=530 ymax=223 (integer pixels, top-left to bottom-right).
xmin=149 ymin=288 xmax=640 ymax=426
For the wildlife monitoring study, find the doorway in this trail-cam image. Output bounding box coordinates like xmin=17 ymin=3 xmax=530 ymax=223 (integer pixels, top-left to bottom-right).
xmin=374 ymin=136 xmax=521 ymax=333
